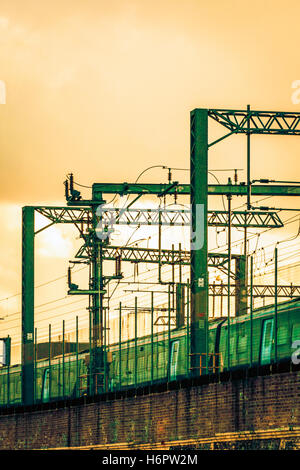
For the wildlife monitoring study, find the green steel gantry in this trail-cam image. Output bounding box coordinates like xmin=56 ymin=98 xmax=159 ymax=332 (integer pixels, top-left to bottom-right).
xmin=21 ymin=107 xmax=300 ymax=405
xmin=189 ymin=107 xmax=300 ymax=374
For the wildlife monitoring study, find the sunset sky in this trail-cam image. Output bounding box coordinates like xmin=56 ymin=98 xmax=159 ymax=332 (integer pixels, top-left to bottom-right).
xmin=0 ymin=0 xmax=300 ymax=363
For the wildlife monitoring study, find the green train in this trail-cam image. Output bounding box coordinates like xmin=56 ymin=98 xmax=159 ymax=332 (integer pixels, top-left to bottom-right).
xmin=0 ymin=297 xmax=299 ymax=406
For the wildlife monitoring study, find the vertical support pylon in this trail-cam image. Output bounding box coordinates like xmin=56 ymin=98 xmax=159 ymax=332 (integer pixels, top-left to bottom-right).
xmin=176 ymin=283 xmax=185 ymax=328
xmin=90 ymin=203 xmax=103 ymax=394
xmin=90 ymin=197 xmax=109 ymax=394
xmin=235 ymin=255 xmax=247 ymax=316
xmin=22 ymin=206 xmax=35 ymax=406
xmin=190 ymin=109 xmax=208 ymax=375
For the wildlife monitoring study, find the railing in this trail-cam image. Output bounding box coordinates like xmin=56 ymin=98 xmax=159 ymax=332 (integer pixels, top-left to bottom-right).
xmin=79 ymin=372 xmax=105 ymax=395
xmin=189 ymin=353 xmax=224 ymax=375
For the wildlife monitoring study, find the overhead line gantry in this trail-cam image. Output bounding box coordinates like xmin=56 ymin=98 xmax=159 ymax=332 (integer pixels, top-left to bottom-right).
xmin=21 ymin=107 xmax=300 ymax=405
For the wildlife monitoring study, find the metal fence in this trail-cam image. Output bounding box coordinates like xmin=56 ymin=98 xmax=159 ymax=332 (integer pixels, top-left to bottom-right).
xmin=0 ymin=248 xmax=299 ymax=408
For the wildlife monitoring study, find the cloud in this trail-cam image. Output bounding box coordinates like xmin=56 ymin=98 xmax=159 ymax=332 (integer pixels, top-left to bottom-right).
xmin=0 ymin=16 xmax=9 ymax=29
xmin=36 ymin=225 xmax=75 ymax=258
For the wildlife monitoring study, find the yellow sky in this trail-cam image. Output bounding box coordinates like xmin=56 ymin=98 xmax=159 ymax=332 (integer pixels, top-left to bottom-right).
xmin=1 ymin=0 xmax=300 ymax=202
xmin=0 ymin=0 xmax=300 ymax=362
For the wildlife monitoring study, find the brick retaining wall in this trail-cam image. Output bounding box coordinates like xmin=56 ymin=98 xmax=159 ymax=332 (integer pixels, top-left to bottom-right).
xmin=0 ymin=365 xmax=299 ymax=449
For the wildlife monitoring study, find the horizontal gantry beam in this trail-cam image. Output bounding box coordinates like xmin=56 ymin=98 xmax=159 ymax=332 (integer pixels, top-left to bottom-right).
xmin=100 ymin=245 xmax=240 ymax=265
xmin=34 ymin=206 xmax=284 ymax=229
xmin=208 ymin=109 xmax=300 ymax=135
xmin=210 ymin=284 xmax=300 ymax=297
xmin=123 ymin=284 xmax=300 ymax=299
xmin=91 ymin=183 xmax=300 ymax=198
xmin=98 ymin=208 xmax=283 ymax=228
xmin=35 ymin=207 xmax=92 ymax=225
xmin=74 ymin=245 xmax=241 ymax=280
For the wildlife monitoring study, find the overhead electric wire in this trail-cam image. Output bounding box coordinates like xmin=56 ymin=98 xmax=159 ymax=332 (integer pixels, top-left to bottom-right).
xmin=5 ymin=168 xmax=300 ymax=358
xmin=3 ymin=211 xmax=298 ymax=321
xmin=0 ymin=265 xmax=87 ymax=304
xmin=211 ymin=213 xmax=300 ymax=253
xmin=66 ymin=174 xmax=92 ymax=189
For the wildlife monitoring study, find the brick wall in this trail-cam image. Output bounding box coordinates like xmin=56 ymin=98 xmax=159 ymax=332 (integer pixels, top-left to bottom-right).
xmin=0 ymin=365 xmax=299 ymax=450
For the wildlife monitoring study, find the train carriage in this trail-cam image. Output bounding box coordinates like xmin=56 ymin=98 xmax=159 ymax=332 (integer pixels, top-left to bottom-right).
xmin=0 ymin=297 xmax=299 ymax=406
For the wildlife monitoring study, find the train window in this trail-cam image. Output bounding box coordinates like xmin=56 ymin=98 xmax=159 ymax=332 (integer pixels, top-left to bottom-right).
xmin=127 ymin=359 xmax=134 ymax=374
xmin=137 ymin=356 xmax=145 ymax=370
xmin=237 ymin=323 xmax=247 ymax=353
xmin=264 ymin=321 xmax=273 ymax=345
xmin=120 ymin=359 xmax=126 ymax=375
xmin=16 ymin=376 xmax=21 ymax=396
xmin=230 ymin=336 xmax=236 ymax=355
xmin=169 ymin=340 xmax=180 ymax=380
xmin=113 ymin=358 xmax=119 ymax=375
xmin=158 ymin=352 xmax=164 ymax=369
xmin=208 ymin=331 xmax=215 ymax=354
xmin=0 ymin=377 xmax=4 ymax=403
xmin=0 ymin=341 xmax=6 ymax=366
xmin=41 ymin=368 xmax=50 ymax=402
xmin=278 ymin=326 xmax=289 ymax=345
xmin=260 ymin=318 xmax=274 ymax=365
xmin=70 ymin=371 xmax=75 ymax=386
xmin=238 ymin=335 xmax=247 ymax=353
xmin=292 ymin=324 xmax=300 ymax=343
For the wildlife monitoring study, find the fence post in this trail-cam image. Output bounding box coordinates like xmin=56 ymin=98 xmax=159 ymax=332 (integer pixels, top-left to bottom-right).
xmin=76 ymin=316 xmax=79 ymax=398
xmin=275 ymin=247 xmax=278 ymax=363
xmin=89 ymin=306 xmax=92 ymax=395
xmin=250 ymin=256 xmax=253 ymax=367
xmin=227 ymin=193 xmax=232 ymax=371
xmin=168 ymin=283 xmax=171 ymax=381
xmin=7 ymin=350 xmax=9 ymax=406
xmin=186 ymin=279 xmax=190 ymax=377
xmin=151 ymin=292 xmax=154 ymax=385
xmin=119 ymin=302 xmax=122 ymax=390
xmin=49 ymin=324 xmax=51 ymax=401
xmin=135 ymin=297 xmax=138 ymax=388
xmin=62 ymin=319 xmax=65 ymax=399
xmin=34 ymin=328 xmax=37 ymax=403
